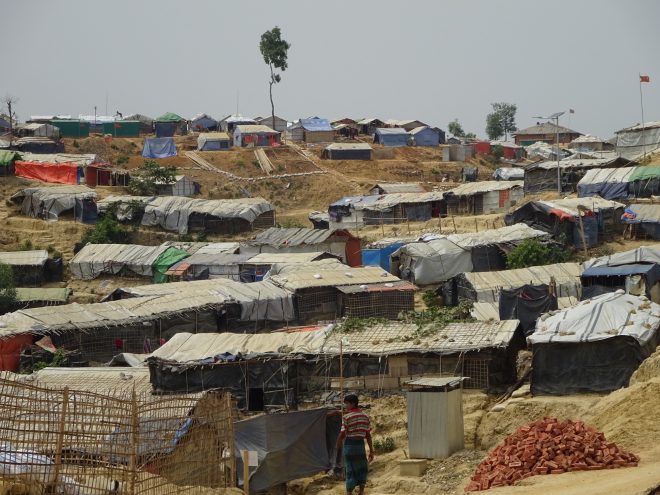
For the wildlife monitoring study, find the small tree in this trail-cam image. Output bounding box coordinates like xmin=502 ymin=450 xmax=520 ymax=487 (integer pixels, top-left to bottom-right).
xmin=259 ymin=27 xmax=291 ymax=127
xmin=490 ymin=144 xmax=504 ymax=163
xmin=506 ymin=239 xmax=569 ymax=269
xmin=486 ymin=112 xmax=504 ymax=140
xmin=490 ymin=102 xmax=517 ymax=141
xmin=448 ymin=119 xmax=465 ymax=138
xmin=0 ymin=263 xmax=17 ymax=314
xmin=2 ymin=93 xmax=18 ymax=140
xmin=128 ymin=160 xmax=177 ymax=196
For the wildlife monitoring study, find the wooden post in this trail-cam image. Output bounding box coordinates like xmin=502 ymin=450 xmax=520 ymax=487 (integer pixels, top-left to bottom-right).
xmin=242 ymin=450 xmax=250 ymax=495
xmin=52 ymin=387 xmax=69 ymax=488
xmin=129 ymin=391 xmax=139 ymax=495
xmin=451 ymin=216 xmax=457 ymax=233
xmin=576 ymin=207 xmax=589 ymax=257
xmin=474 ymin=217 xmax=478 ymax=232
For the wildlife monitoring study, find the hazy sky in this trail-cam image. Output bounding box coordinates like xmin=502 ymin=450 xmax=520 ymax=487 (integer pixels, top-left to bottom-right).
xmin=2 ymin=0 xmax=659 ymax=139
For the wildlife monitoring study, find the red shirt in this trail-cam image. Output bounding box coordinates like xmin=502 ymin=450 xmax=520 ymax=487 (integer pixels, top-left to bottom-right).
xmin=341 ymin=408 xmax=371 ymax=439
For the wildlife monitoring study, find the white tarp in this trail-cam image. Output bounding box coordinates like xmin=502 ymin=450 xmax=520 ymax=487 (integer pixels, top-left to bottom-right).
xmin=70 ymin=244 xmax=171 ymax=279
xmin=582 ymin=245 xmax=660 ymax=270
xmin=12 ymin=186 xmax=97 ymax=220
xmin=616 ymin=122 xmax=660 ymax=160
xmin=528 ymin=291 xmax=660 ymax=346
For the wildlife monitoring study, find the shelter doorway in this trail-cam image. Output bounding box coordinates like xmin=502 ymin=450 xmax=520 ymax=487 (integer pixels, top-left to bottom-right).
xmin=248 ymin=387 xmax=265 ymax=411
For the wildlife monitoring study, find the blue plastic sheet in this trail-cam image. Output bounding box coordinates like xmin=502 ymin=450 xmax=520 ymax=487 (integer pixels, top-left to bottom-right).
xmin=142 ymin=138 xmax=177 ymax=159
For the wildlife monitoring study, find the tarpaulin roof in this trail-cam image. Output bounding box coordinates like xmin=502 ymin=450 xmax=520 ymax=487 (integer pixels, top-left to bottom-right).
xmin=11 ymin=185 xmax=96 ymax=220
xmin=15 ymin=161 xmax=80 ymax=184
xmin=19 ymin=153 xmax=97 ymax=166
xmin=245 ymin=252 xmax=334 ymax=264
xmin=330 ymin=191 xmax=445 ymax=211
xmin=299 ymin=118 xmax=333 ymax=131
xmin=12 ymin=367 xmax=152 ymax=394
xmin=268 ymin=266 xmax=400 ymax=291
xmin=142 ymin=137 xmax=176 ymax=159
xmin=528 ymin=291 xmax=660 ymax=346
xmin=578 ymin=167 xmax=636 ymax=185
xmin=622 ymin=204 xmax=660 ymax=224
xmin=155 ymin=112 xmax=183 ymax=122
xmin=630 ymin=166 xmax=660 ymax=181
xmin=265 ymin=258 xmax=346 ymax=276
xmin=371 ymin=182 xmax=424 ymax=194
xmin=325 ymin=143 xmax=372 ymax=151
xmin=70 ymin=244 xmax=173 ymax=280
xmin=375 ymin=127 xmax=408 ymax=135
xmin=249 ymin=227 xmax=349 ymax=247
xmin=493 ymin=168 xmax=524 ymax=180
xmin=446 ymin=224 xmax=549 ymax=248
xmin=234 ymin=125 xmax=278 ymax=134
xmin=222 ymin=114 xmax=256 ymax=124
xmin=529 ymin=157 xmax=619 ymax=171
xmin=445 ymin=180 xmax=523 ymax=196
xmin=0 ymin=250 xmax=48 ymax=267
xmin=152 ymin=247 xmax=190 ymax=283
xmin=197 ymin=132 xmax=230 ymax=145
xmin=98 ymin=195 xmax=274 ymax=234
xmin=582 ymin=245 xmax=660 ymax=270
xmin=15 ymin=288 xmax=71 ymax=303
xmin=160 ymin=241 xmax=240 ymax=255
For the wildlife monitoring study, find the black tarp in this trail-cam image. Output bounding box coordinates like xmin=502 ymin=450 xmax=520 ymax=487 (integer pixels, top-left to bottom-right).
xmin=499 ymin=284 xmax=557 ymax=335
xmin=235 ymin=409 xmax=341 ymax=493
xmin=531 ymin=336 xmax=653 ymax=395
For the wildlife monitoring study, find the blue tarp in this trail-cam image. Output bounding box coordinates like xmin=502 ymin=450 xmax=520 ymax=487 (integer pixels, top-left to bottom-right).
xmin=374 ymin=128 xmax=409 ymax=147
xmin=362 ymin=242 xmax=404 ymax=271
xmin=300 ymin=118 xmax=333 ymax=131
xmin=411 ymin=127 xmax=440 ymax=146
xmin=154 ymin=122 xmax=177 ymax=138
xmin=578 ymin=182 xmax=629 ymax=200
xmin=142 ymin=138 xmax=177 ymax=159
xmin=582 ymin=263 xmax=660 ymax=289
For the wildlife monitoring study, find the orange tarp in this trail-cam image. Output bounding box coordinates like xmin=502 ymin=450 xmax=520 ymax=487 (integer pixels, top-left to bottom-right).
xmin=0 ymin=334 xmax=33 ymax=371
xmin=15 ymin=161 xmax=79 ymax=184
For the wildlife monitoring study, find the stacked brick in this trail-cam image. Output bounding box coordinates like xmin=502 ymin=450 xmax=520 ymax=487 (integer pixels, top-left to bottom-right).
xmin=465 ymin=417 xmax=639 ymax=491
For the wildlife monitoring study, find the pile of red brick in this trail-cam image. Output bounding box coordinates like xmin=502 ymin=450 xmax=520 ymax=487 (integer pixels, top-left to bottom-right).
xmin=465 ymin=417 xmax=639 ymax=491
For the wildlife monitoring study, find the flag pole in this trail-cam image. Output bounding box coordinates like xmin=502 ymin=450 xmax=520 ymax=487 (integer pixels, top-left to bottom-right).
xmin=639 ymin=73 xmax=646 ymax=158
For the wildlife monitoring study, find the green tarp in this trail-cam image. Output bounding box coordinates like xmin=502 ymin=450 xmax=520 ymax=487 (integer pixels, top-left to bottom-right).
xmin=630 ymin=166 xmax=660 ymax=182
xmin=152 ymin=247 xmax=190 ymax=283
xmin=155 ymin=112 xmax=184 ymax=123
xmin=0 ymin=151 xmax=20 ymax=167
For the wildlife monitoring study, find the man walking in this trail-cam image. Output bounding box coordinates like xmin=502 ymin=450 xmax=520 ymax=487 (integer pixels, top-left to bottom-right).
xmin=336 ymin=394 xmax=374 ymax=495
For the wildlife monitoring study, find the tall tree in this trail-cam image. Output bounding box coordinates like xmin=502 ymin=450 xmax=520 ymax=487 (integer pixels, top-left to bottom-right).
xmin=2 ymin=94 xmax=18 ymax=141
xmin=490 ymin=102 xmax=517 ymax=141
xmin=485 ymin=112 xmax=504 ymax=140
xmin=259 ymin=27 xmax=291 ymax=128
xmin=448 ymin=119 xmax=465 ymax=138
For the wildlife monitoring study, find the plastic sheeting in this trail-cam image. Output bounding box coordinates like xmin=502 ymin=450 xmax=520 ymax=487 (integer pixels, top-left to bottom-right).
xmin=395 ymin=238 xmax=472 ymax=285
xmin=12 ymin=185 xmax=97 ymax=221
xmin=234 ymin=410 xmax=340 ymax=492
xmin=152 ymin=247 xmax=190 ymax=283
xmin=15 ymin=161 xmax=80 ymax=184
xmin=499 ymin=284 xmax=557 ymax=335
xmin=493 ymin=167 xmax=524 ymax=180
xmin=615 ymin=123 xmax=660 ymax=160
xmin=70 ymin=244 xmax=172 ymax=280
xmin=142 ymin=137 xmax=177 ymax=158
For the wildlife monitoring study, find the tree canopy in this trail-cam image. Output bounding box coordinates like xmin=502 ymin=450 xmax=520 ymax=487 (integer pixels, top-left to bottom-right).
xmin=487 ymin=102 xmax=517 ymax=141
xmin=486 ymin=112 xmax=504 ymax=140
xmin=128 ymin=160 xmax=177 ymax=196
xmin=259 ymin=27 xmax=291 ymax=125
xmin=448 ymin=119 xmax=465 ymax=138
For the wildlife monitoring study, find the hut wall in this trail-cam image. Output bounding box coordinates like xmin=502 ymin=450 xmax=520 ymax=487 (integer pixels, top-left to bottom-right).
xmin=340 ymin=289 xmax=415 ymax=319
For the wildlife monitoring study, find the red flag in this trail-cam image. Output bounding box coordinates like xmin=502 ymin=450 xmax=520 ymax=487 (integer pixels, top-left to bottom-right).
xmin=640 ymin=75 xmax=650 ymax=83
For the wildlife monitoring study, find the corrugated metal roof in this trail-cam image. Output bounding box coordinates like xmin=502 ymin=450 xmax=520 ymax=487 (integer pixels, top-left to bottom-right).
xmin=446 ymin=180 xmax=523 ymax=196
xmin=514 ymin=122 xmax=580 ymax=136
xmin=356 ymin=118 xmax=381 ymax=125
xmin=249 ymin=227 xmax=345 ymax=247
xmin=372 ymin=182 xmax=425 ymax=194
xmin=325 ymin=143 xmax=372 ymax=151
xmin=235 ymin=125 xmax=278 ymax=133
xmin=268 ymin=266 xmax=400 ymax=290
xmin=0 ymin=250 xmax=48 ymax=266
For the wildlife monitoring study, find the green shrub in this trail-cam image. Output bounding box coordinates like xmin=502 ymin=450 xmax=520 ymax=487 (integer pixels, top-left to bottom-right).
xmin=76 ymin=215 xmax=132 ymax=252
xmin=506 ymin=239 xmax=570 ymax=269
xmin=128 ymin=160 xmax=177 ymax=196
xmin=374 ymin=437 xmax=396 ymax=453
xmin=116 ymin=155 xmax=129 ymax=166
xmin=422 ymin=289 xmax=439 ymax=308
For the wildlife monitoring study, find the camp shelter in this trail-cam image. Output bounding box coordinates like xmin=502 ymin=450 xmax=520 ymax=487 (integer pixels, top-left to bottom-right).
xmin=0 ymin=150 xmax=20 ymax=176
xmin=219 ymin=114 xmax=256 ymax=133
xmin=513 ymin=122 xmax=582 ymax=146
xmin=523 ymin=156 xmax=628 ymax=194
xmin=14 ymin=137 xmax=62 ymax=154
xmin=289 ymin=118 xmax=335 ymax=143
xmin=443 ymin=180 xmax=524 ymax=215
xmin=20 ymin=152 xmax=97 ymax=167
xmin=166 ymin=253 xmax=254 ymax=282
xmin=160 ymin=240 xmax=240 ymax=256
xmin=615 ymin=121 xmax=660 ymax=160
xmin=581 ymin=246 xmax=660 ymax=302
xmin=492 ymin=167 xmax=524 ymax=180
xmin=577 ymin=166 xmax=660 ymax=200
xmin=101 ymin=120 xmax=140 ymax=137
xmin=622 ymin=204 xmax=660 ymax=240
xmin=391 ymin=224 xmax=549 ymax=286
xmin=409 ymin=126 xmax=440 ymax=146
xmin=15 ymin=160 xmax=81 ymax=184
xmin=18 ymin=122 xmax=60 ymax=139
xmin=241 ymin=252 xmax=340 ymax=282
xmin=254 ymin=115 xmax=288 ymax=133
xmin=241 ymin=227 xmax=362 ymax=267
xmin=445 ymin=263 xmax=582 ymax=328
xmin=0 ymin=250 xmax=48 ymax=287
xmin=99 ymin=195 xmax=275 ymax=234
xmin=197 ymin=132 xmax=231 ymax=151
xmin=369 ymin=183 xmax=425 ymax=195
xmin=155 ymin=175 xmax=198 ymax=196
xmin=233 ymin=125 xmax=280 ymax=147
xmin=69 ymin=243 xmax=190 ymax=283
xmin=51 ymin=119 xmax=90 ymax=138
xmin=308 ymin=211 xmax=330 ymax=229
xmin=10 ymin=185 xmax=98 ymax=223
xmin=528 ymin=292 xmax=660 ymax=395
xmin=322 ymin=143 xmax=372 ymax=160
xmin=355 ymin=118 xmax=384 ymax=136
xmin=267 ymin=266 xmax=411 ymax=321
xmin=361 ymin=236 xmax=418 ymax=271
xmin=190 ymin=113 xmax=218 ymax=132
xmin=374 ymin=128 xmax=409 ymax=147
xmin=142 ymin=137 xmax=177 ymax=158
xmin=12 ymin=366 xmax=152 ymax=393
xmin=122 ymin=113 xmax=154 ymax=134
xmin=85 ymin=164 xmax=130 ymax=187
xmin=234 ymin=409 xmax=340 ymax=492
xmin=13 ymin=288 xmax=71 ymax=310
xmin=336 ymin=281 xmax=417 ymax=319
xmin=505 ymin=197 xmax=626 ymax=248
xmin=154 ymin=112 xmax=186 ymax=137
xmin=568 ymin=134 xmax=614 ymax=152
xmin=328 ymin=191 xmax=445 ymax=228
